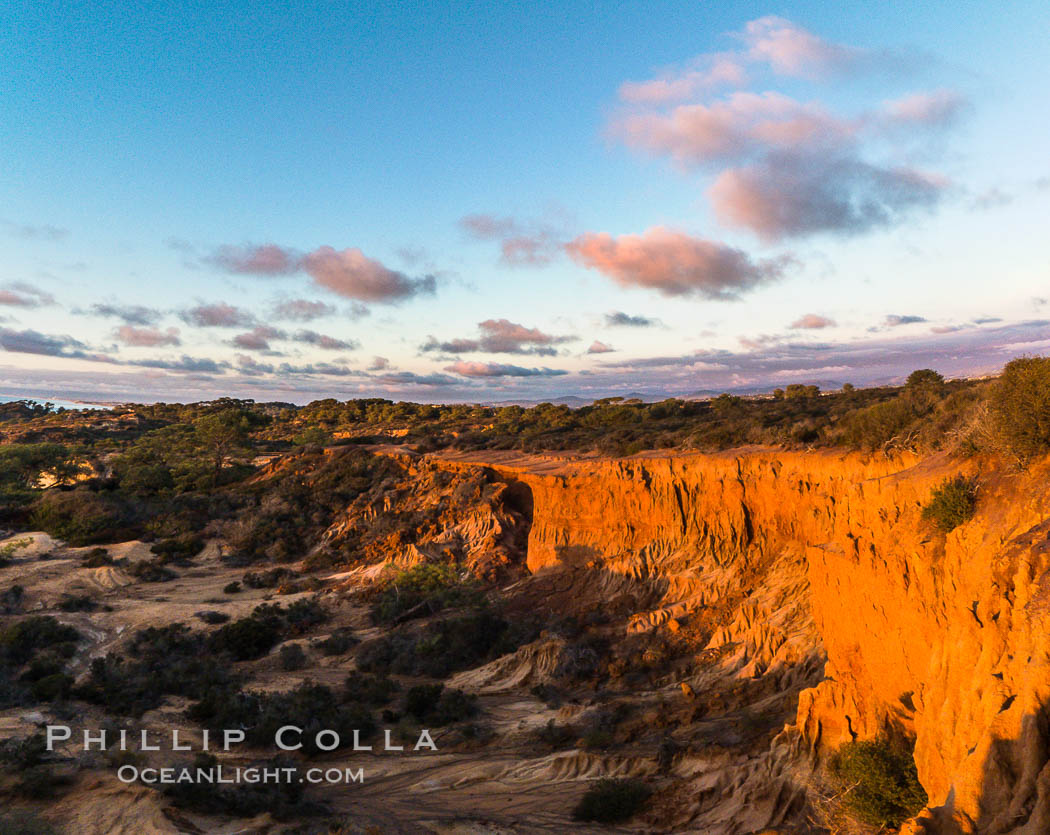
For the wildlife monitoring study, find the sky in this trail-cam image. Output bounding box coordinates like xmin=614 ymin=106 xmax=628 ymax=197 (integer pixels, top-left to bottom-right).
xmin=1 ymin=1 xmax=1048 ymax=405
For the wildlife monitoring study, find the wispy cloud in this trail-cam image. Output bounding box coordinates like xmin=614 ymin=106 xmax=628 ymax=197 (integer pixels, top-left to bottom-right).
xmin=271 ymin=299 xmax=335 ymax=321
xmin=459 ymin=213 xmax=569 ymax=266
xmin=883 ymin=314 xmax=928 ymax=327
xmin=0 ymin=282 xmax=55 ymax=308
xmin=1 ymin=219 xmax=70 ymax=241
xmin=605 ymin=311 xmax=658 ymax=328
xmin=207 ymin=243 xmax=300 ymax=275
xmin=881 ymin=89 xmax=966 ymax=127
xmin=131 ymin=355 xmax=227 ymax=373
xmin=231 ymin=325 xmax=285 ymax=351
xmin=444 ymin=360 xmax=569 ymax=378
xmin=114 ymin=325 xmax=181 ymax=347
xmin=421 ymin=318 xmax=574 ymax=356
xmin=181 ymin=302 xmax=256 ymax=328
xmin=293 ymin=329 xmax=357 ymax=350
xmin=87 ymin=303 xmax=163 ymax=325
xmin=0 ymin=327 xmax=92 ymax=358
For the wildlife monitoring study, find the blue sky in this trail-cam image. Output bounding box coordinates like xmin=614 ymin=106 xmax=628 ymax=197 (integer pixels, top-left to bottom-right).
xmin=1 ymin=1 xmax=1048 ymax=403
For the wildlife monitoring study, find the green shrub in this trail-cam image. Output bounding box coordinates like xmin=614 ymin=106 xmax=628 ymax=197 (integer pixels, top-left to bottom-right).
xmin=316 ymin=627 xmax=358 ymax=655
xmin=0 ymin=811 xmax=57 ymax=834
xmin=403 ymin=684 xmax=479 ymax=725
xmin=0 ymin=616 xmax=79 ymax=666
xmin=279 ymin=643 xmax=307 ymax=671
xmin=369 ymin=562 xmax=484 ymax=624
xmin=403 ymin=683 xmax=443 ymax=719
xmin=0 ymin=537 xmax=33 ymax=566
xmin=906 ymin=369 xmax=945 ymax=391
xmin=207 ymin=600 xmax=328 ymax=661
xmin=127 ymin=559 xmax=177 ymax=582
xmin=150 ymin=535 xmax=205 ymax=563
xmin=208 ymin=608 xmax=284 ymax=660
xmin=243 ymin=567 xmax=297 ymax=589
xmin=187 ymin=682 xmax=376 ymax=755
xmin=223 ymin=581 xmax=241 ymax=594
xmin=572 ymin=778 xmax=651 ymax=823
xmin=75 ymin=623 xmax=240 ymax=715
xmin=357 ymin=608 xmax=539 ymax=678
xmin=0 ymin=618 xmax=78 ymax=706
xmin=922 ymin=475 xmax=977 ymax=532
xmin=28 ymin=672 xmax=74 ymax=701
xmin=840 ymin=397 xmax=920 ymax=451
xmin=57 ymin=594 xmax=97 ymax=612
xmin=0 ymin=733 xmax=48 ymax=769
xmin=990 ymin=356 xmax=1050 ymax=465
xmin=30 ymin=489 xmax=137 ymax=546
xmin=344 ymin=672 xmax=398 ymax=706
xmin=15 ymin=765 xmax=73 ymax=798
xmin=81 ymin=547 xmax=111 ymax=567
xmin=1 ymin=584 xmax=25 ymax=615
xmin=163 ymin=753 xmax=316 ymax=819
xmin=827 ymin=737 xmax=927 ymax=829
xmin=282 ymin=598 xmax=329 ymax=633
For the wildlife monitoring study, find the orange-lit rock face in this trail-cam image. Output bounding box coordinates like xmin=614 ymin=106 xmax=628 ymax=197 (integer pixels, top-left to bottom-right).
xmin=423 ymin=448 xmax=1050 ymax=831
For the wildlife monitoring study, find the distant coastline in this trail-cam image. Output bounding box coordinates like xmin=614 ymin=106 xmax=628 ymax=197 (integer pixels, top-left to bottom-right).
xmin=0 ymin=394 xmax=107 ymax=411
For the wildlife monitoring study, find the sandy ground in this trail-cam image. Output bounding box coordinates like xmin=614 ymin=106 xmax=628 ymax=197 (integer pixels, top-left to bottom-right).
xmin=0 ymin=532 xmax=679 ymax=834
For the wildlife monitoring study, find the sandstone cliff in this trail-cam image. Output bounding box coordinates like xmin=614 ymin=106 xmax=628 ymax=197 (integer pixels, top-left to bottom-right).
xmin=415 ymin=447 xmax=1050 ymax=832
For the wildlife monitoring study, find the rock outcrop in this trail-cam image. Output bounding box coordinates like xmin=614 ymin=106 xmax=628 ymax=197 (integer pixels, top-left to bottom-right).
xmin=417 ymin=447 xmax=1050 ymax=832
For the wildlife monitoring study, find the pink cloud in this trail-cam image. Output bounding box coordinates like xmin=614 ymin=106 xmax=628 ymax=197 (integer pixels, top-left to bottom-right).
xmin=616 ymin=17 xmax=865 ymax=111
xmin=459 ymin=213 xmax=566 ymax=266
xmin=477 ymin=318 xmax=566 ymax=351
xmin=182 ymin=302 xmax=255 ymax=328
xmin=618 ymin=55 xmax=747 ymax=105
xmin=209 ymin=243 xmax=300 ymax=274
xmin=459 ymin=214 xmax=519 ymax=239
xmin=209 ymin=243 xmax=436 ymax=303
xmin=422 ymin=319 xmax=573 ymax=356
xmin=882 ymin=89 xmax=966 ymax=127
xmin=293 ymin=330 xmax=356 ymax=350
xmin=741 ymin=16 xmax=860 ymax=78
xmin=300 ymin=246 xmax=435 ymax=302
xmin=272 ymin=299 xmax=335 ymax=321
xmin=0 ymin=282 xmax=54 ymax=308
xmin=444 ymin=361 xmax=568 ymax=378
xmin=613 ymin=91 xmax=852 ymax=166
xmin=587 ymin=340 xmax=615 ymax=354
xmin=565 ymin=226 xmax=789 ymax=298
xmin=235 ymin=354 xmax=275 ymax=376
xmin=790 ymin=314 xmax=836 ymax=330
xmin=232 ymin=325 xmax=285 ymax=350
xmin=708 ymin=154 xmax=948 ymax=240
xmin=114 ymin=325 xmax=181 ymax=347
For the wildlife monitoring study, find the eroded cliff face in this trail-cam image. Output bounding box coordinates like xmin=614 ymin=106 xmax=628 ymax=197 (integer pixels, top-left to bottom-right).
xmin=422 ymin=447 xmax=1050 ymax=832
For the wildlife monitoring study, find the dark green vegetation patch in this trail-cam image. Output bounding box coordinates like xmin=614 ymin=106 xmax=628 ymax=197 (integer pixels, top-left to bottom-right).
xmin=572 ymin=777 xmax=652 ymax=823
xmin=828 ymin=736 xmax=928 ymax=829
xmin=922 ymin=475 xmax=977 ymax=532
